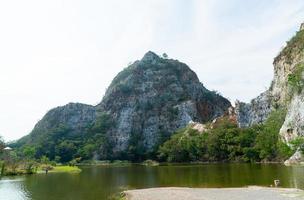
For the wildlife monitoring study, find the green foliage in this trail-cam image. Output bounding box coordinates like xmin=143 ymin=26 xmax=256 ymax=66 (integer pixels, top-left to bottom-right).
xmin=56 ymin=141 xmax=77 ymax=163
xmin=90 ymin=113 xmax=112 ymax=134
xmin=40 ymin=155 xmax=50 ymax=164
xmin=12 ymin=112 xmax=113 ymax=163
xmin=54 ymin=156 xmax=61 ymax=163
xmin=141 ymin=159 xmax=159 ymax=166
xmin=287 ymin=63 xmax=304 ymax=94
xmin=276 ymin=29 xmax=304 ymax=64
xmin=69 ymin=158 xmax=81 ymax=166
xmin=4 ymin=151 xmax=19 ymax=175
xmin=24 ymin=161 xmax=37 ymax=174
xmin=22 ymin=146 xmax=36 ymax=160
xmin=0 ymin=161 xmax=4 ymax=176
xmin=0 ymin=136 xmax=4 ymax=155
xmin=158 ymin=109 xmax=292 ymax=163
xmin=162 ymin=53 xmax=168 ymax=58
xmin=158 ymin=127 xmax=207 ymax=162
xmin=79 ymin=144 xmax=96 ymax=159
xmin=167 ymin=107 xmax=179 ymax=120
xmin=32 ymin=124 xmax=71 ymax=160
xmin=39 ymin=165 xmax=81 ymax=173
xmin=126 ymin=132 xmax=146 ymax=161
xmin=290 ymin=136 xmax=304 ymax=153
xmin=20 ymin=146 xmax=37 ymax=174
xmin=87 ymin=112 xmax=114 ymax=159
xmin=116 ymin=84 xmax=132 ymax=94
xmin=254 ymin=109 xmax=287 ymax=160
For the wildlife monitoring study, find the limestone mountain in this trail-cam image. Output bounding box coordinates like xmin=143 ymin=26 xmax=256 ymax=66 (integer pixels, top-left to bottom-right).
xmin=236 ymin=23 xmax=304 ymax=163
xmin=97 ymin=52 xmax=230 ymax=157
xmin=14 ymin=52 xmax=231 ymax=161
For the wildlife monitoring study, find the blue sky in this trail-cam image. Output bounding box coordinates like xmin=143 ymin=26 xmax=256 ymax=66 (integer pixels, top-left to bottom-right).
xmin=0 ymin=0 xmax=304 ymax=141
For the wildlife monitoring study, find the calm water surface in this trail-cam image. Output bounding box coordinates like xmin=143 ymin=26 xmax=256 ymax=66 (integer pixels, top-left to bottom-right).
xmin=0 ymin=163 xmax=303 ymax=200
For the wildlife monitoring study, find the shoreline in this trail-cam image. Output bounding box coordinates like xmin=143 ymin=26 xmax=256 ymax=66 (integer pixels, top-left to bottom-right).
xmin=77 ymin=160 xmax=304 ymax=166
xmin=123 ymin=186 xmax=304 ymax=200
xmin=0 ymin=165 xmax=81 ymax=177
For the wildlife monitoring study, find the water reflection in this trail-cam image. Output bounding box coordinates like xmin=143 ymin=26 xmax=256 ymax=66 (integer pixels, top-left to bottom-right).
xmin=288 ymin=165 xmax=304 ymax=189
xmin=0 ymin=178 xmax=31 ymax=200
xmin=0 ymin=164 xmax=303 ymax=200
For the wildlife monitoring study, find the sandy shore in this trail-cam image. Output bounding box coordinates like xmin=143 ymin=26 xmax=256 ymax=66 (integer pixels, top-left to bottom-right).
xmin=124 ymin=186 xmax=304 ymax=200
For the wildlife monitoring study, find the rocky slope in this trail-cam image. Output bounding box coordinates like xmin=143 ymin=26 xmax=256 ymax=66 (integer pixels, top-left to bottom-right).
xmin=235 ymin=91 xmax=273 ymax=128
xmin=97 ymin=52 xmax=231 ymax=157
xmin=15 ymin=52 xmax=231 ymax=160
xmin=15 ymin=103 xmax=96 ymax=146
xmin=236 ymin=23 xmax=304 ymax=163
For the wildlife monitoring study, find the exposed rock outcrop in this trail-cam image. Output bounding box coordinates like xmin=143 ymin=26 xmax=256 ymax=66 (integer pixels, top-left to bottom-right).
xmin=235 ymin=23 xmax=304 ymax=163
xmin=284 ymin=149 xmax=304 ymax=165
xmin=16 ymin=103 xmax=96 ymax=146
xmin=280 ymin=94 xmax=304 ymax=143
xmin=97 ymin=51 xmax=231 ymax=155
xmin=235 ymin=91 xmax=273 ymax=128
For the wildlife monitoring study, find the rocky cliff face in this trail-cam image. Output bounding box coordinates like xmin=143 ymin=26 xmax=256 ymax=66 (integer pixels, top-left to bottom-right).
xmin=34 ymin=103 xmax=96 ymax=133
xmin=235 ymin=91 xmax=273 ymax=128
xmin=235 ymin=24 xmax=304 ymax=163
xmin=16 ymin=52 xmax=231 ymax=159
xmin=16 ymin=103 xmax=96 ymax=145
xmin=97 ymin=52 xmax=231 ymax=155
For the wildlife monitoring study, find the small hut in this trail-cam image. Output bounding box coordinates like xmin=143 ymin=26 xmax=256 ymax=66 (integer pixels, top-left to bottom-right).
xmin=4 ymin=147 xmax=12 ymax=151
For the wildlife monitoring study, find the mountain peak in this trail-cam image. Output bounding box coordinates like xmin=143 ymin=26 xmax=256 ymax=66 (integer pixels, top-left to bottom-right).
xmin=141 ymin=51 xmax=160 ymax=63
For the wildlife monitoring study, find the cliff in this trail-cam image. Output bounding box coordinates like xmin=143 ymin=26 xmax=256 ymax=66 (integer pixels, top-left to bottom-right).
xmin=97 ymin=51 xmax=231 ymax=157
xmin=236 ymin=24 xmax=304 ymax=163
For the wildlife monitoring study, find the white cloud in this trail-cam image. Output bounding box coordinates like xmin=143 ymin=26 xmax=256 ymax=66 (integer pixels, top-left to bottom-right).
xmin=0 ymin=0 xmax=304 ymax=141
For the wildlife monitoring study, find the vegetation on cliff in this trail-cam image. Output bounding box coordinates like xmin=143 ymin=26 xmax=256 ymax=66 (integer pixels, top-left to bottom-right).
xmin=288 ymin=63 xmax=304 ymax=94
xmin=275 ymin=28 xmax=304 ymax=64
xmin=158 ymin=109 xmax=293 ymax=162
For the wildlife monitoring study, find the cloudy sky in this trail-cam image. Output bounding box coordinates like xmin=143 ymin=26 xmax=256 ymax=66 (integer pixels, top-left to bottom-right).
xmin=1 ymin=0 xmax=304 ymax=141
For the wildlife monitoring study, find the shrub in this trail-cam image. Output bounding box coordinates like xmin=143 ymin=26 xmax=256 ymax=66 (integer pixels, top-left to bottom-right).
xmin=290 ymin=136 xmax=304 ymax=153
xmin=275 ymin=29 xmax=304 ymax=64
xmin=288 ymin=63 xmax=304 ymax=94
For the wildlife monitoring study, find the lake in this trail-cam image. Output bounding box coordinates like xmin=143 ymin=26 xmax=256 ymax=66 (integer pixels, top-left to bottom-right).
xmin=0 ymin=163 xmax=303 ymax=200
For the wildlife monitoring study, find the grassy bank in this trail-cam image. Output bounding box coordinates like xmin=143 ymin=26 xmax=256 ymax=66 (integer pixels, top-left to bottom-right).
xmin=0 ymin=162 xmax=81 ymax=176
xmin=37 ymin=165 xmax=81 ymax=174
xmin=79 ymin=160 xmax=132 ymax=166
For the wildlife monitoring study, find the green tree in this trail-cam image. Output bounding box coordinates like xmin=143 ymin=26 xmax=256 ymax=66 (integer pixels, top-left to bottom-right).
xmin=56 ymin=141 xmax=77 ymax=163
xmin=79 ymin=144 xmax=96 ymax=159
xmin=254 ymin=109 xmax=287 ymax=161
xmin=22 ymin=146 xmax=36 ymax=160
xmin=0 ymin=136 xmax=5 ymax=156
xmin=54 ymin=156 xmax=61 ymax=163
xmin=22 ymin=146 xmax=37 ymax=174
xmin=40 ymin=155 xmax=50 ymax=164
xmin=6 ymin=151 xmax=19 ymax=174
xmin=290 ymin=136 xmax=304 ymax=154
